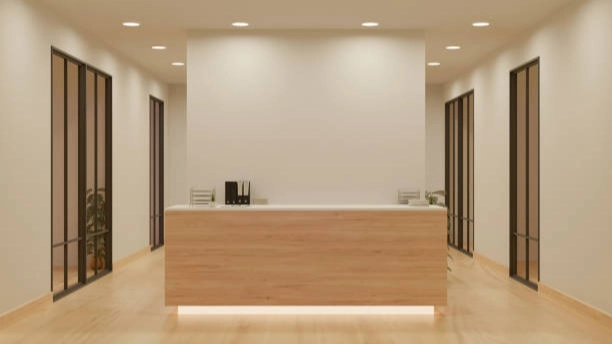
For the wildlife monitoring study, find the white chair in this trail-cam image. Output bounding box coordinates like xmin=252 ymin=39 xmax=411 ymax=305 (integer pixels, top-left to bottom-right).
xmin=190 ymin=188 xmax=213 ymax=206
xmin=397 ymin=189 xmax=421 ymax=204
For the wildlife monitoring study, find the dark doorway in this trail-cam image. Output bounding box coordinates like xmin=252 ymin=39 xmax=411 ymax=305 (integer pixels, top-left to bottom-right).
xmin=510 ymin=58 xmax=540 ymax=289
xmin=51 ymin=49 xmax=112 ymax=300
xmin=150 ymin=96 xmax=164 ymax=250
xmin=445 ymin=90 xmax=475 ymax=256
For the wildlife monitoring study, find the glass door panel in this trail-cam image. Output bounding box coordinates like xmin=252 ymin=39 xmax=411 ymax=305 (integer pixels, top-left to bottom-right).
xmin=52 ymin=49 xmax=112 ymax=298
xmin=52 ymin=52 xmax=84 ymax=296
xmin=154 ymin=101 xmax=161 ymax=248
xmin=85 ymin=68 xmax=111 ymax=278
xmin=67 ymin=242 xmax=79 ymax=288
xmin=150 ymin=97 xmax=165 ymax=250
xmin=446 ymin=103 xmax=455 ymax=245
xmin=149 ymin=99 xmax=155 ymax=247
xmin=52 ymin=246 xmax=65 ymax=292
xmin=516 ymin=238 xmax=527 ymax=279
xmin=528 ymin=64 xmax=540 ymax=283
xmin=468 ymin=93 xmax=475 ymax=253
xmin=462 ymin=98 xmax=469 ymax=251
xmin=510 ymin=59 xmax=540 ymax=288
xmin=445 ymin=91 xmax=475 ymax=255
xmin=453 ymin=100 xmax=459 ymax=246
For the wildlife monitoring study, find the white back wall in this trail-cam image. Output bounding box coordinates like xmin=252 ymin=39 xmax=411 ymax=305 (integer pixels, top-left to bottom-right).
xmin=0 ymin=0 xmax=167 ymax=315
xmin=425 ymin=84 xmax=445 ymax=192
xmin=444 ymin=0 xmax=612 ymax=315
xmin=167 ymin=84 xmax=188 ymax=206
xmin=187 ymin=31 xmax=425 ymax=204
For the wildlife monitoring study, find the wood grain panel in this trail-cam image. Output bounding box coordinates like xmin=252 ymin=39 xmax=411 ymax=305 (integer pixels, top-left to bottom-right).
xmin=165 ymin=210 xmax=447 ymax=306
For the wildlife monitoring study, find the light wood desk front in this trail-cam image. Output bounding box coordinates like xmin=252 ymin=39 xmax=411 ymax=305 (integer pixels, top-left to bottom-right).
xmin=165 ymin=205 xmax=447 ymax=307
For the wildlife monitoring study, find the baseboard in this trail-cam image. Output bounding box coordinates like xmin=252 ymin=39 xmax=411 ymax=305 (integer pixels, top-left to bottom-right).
xmin=473 ymin=251 xmax=509 ymax=278
xmin=539 ymin=283 xmax=612 ymax=327
xmin=114 ymin=245 xmax=152 ymax=271
xmin=0 ymin=292 xmax=53 ymax=325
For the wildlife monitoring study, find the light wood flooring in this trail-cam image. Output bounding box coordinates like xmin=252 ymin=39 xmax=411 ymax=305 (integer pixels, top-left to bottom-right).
xmin=1 ymin=248 xmax=610 ymax=343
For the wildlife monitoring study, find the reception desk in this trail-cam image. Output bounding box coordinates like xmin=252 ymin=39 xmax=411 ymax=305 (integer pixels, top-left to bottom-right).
xmin=165 ymin=205 xmax=447 ymax=308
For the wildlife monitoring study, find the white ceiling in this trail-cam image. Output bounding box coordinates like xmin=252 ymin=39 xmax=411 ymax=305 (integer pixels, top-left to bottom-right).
xmin=34 ymin=0 xmax=576 ymax=85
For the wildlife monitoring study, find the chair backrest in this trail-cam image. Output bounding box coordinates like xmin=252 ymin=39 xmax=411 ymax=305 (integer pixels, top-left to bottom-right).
xmin=190 ymin=188 xmax=213 ymax=206
xmin=398 ymin=189 xmax=420 ymax=204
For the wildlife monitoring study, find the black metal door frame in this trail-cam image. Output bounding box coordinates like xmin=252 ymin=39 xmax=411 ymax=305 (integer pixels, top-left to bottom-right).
xmin=445 ymin=90 xmax=475 ymax=256
xmin=150 ymin=96 xmax=164 ymax=250
xmin=509 ymin=58 xmax=540 ymax=290
xmin=51 ymin=47 xmax=113 ymax=301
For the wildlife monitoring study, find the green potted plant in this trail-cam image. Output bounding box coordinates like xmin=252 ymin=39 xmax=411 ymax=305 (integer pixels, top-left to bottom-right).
xmin=425 ymin=190 xmax=446 ymax=206
xmin=86 ymin=187 xmax=106 ymax=270
xmin=425 ymin=191 xmax=436 ymax=205
xmin=209 ymin=188 xmax=216 ymax=207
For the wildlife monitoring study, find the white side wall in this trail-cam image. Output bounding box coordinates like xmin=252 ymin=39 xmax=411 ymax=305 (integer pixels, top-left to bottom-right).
xmin=0 ymin=0 xmax=168 ymax=315
xmin=425 ymin=84 xmax=445 ymax=193
xmin=166 ymin=84 xmax=188 ymax=206
xmin=187 ymin=31 xmax=426 ymax=204
xmin=444 ymin=0 xmax=612 ymax=315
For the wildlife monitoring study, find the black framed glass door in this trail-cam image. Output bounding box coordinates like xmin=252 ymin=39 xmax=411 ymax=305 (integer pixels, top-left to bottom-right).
xmin=85 ymin=67 xmax=112 ymax=279
xmin=445 ymin=91 xmax=475 ymax=255
xmin=51 ymin=49 xmax=112 ymax=299
xmin=150 ymin=96 xmax=164 ymax=250
xmin=52 ymin=52 xmax=85 ymax=296
xmin=510 ymin=58 xmax=540 ymax=289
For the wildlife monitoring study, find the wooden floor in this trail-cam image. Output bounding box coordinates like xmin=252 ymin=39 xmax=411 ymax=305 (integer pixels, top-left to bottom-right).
xmin=1 ymin=248 xmax=610 ymax=343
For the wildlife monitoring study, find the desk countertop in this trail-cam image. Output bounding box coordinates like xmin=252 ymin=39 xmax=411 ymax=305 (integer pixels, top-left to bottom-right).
xmin=166 ymin=204 xmax=446 ymax=212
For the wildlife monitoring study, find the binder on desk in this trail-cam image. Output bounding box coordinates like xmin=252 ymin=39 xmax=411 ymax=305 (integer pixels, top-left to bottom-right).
xmin=225 ymin=180 xmax=250 ymax=205
xmin=243 ymin=180 xmax=250 ymax=205
xmin=225 ymin=181 xmax=237 ymax=205
xmin=238 ymin=180 xmax=244 ymax=204
xmin=232 ymin=182 xmax=238 ymax=204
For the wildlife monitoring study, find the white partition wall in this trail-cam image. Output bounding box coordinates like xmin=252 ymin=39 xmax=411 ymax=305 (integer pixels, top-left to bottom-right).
xmin=187 ymin=31 xmax=426 ymax=204
xmin=444 ymin=0 xmax=612 ymax=315
xmin=0 ymin=0 xmax=167 ymax=316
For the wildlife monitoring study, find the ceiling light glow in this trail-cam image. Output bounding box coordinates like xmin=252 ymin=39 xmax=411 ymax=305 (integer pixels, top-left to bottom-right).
xmin=362 ymin=22 xmax=379 ymax=27
xmin=446 ymin=46 xmax=461 ymax=50
xmin=171 ymin=62 xmax=185 ymax=66
xmin=152 ymin=46 xmax=167 ymax=50
xmin=427 ymin=62 xmax=441 ymax=66
xmin=472 ymin=22 xmax=490 ymax=27
xmin=122 ymin=22 xmax=140 ymax=27
xmin=232 ymin=22 xmax=249 ymax=27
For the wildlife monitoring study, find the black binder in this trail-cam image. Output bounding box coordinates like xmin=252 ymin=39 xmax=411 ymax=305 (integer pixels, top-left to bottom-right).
xmin=225 ymin=181 xmax=237 ymax=205
xmin=231 ymin=181 xmax=237 ymax=204
xmin=243 ymin=181 xmax=250 ymax=205
xmin=225 ymin=180 xmax=249 ymax=205
xmin=225 ymin=181 xmax=231 ymax=205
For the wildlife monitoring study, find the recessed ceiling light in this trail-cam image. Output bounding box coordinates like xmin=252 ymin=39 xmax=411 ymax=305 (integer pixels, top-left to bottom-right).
xmin=427 ymin=62 xmax=441 ymax=66
xmin=122 ymin=22 xmax=140 ymax=27
xmin=232 ymin=22 xmax=249 ymax=27
xmin=362 ymin=22 xmax=379 ymax=27
xmin=171 ymin=62 xmax=185 ymax=66
xmin=472 ymin=22 xmax=490 ymax=27
xmin=446 ymin=46 xmax=461 ymax=50
xmin=152 ymin=46 xmax=167 ymax=50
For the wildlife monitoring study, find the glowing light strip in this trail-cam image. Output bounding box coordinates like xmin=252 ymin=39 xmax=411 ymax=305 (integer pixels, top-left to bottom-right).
xmin=177 ymin=306 xmax=434 ymax=315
